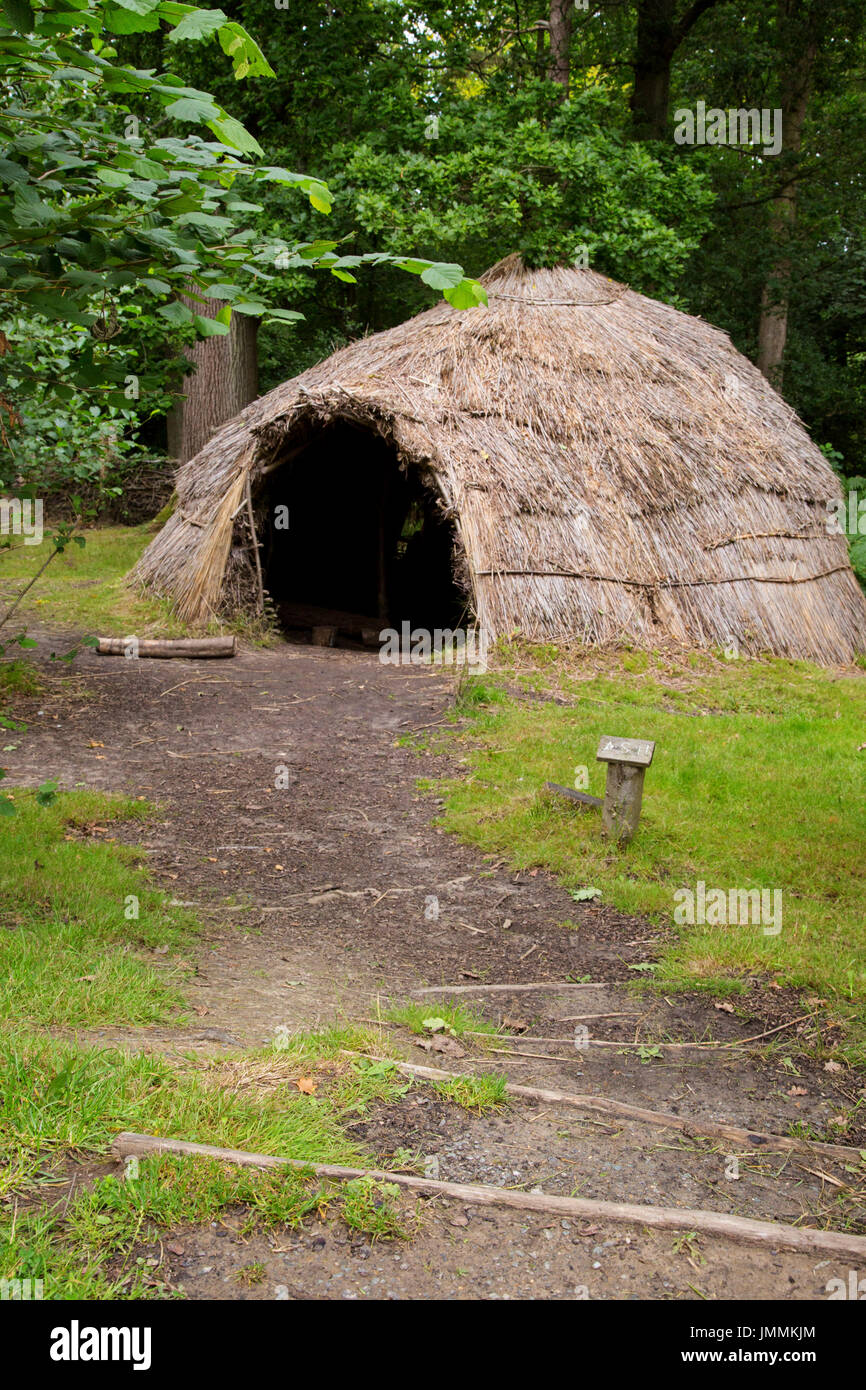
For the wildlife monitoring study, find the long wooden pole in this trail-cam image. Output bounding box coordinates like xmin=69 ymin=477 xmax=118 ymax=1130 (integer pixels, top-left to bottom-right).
xmin=112 ymin=1131 xmax=866 ymax=1260
xmin=365 ymin=1057 xmax=863 ymax=1164
xmin=245 ymin=474 xmax=265 ymax=617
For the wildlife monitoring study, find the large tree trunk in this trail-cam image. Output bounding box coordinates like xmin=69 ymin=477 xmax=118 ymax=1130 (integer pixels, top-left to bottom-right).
xmin=756 ymin=6 xmax=818 ymax=387
xmin=630 ymin=0 xmax=676 ymax=138
xmin=547 ymin=0 xmax=574 ymax=98
xmin=629 ymin=0 xmax=720 ymax=139
xmin=167 ymin=294 xmax=259 ymax=466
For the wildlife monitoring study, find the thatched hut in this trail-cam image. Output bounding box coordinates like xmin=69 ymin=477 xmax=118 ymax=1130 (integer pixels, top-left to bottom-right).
xmin=134 ymin=256 xmax=866 ymax=663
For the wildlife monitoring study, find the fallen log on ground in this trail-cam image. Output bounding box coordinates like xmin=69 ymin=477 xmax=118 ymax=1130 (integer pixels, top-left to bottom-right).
xmin=366 ymin=1057 xmax=862 ymax=1164
xmin=544 ymin=781 xmax=603 ymax=809
xmin=112 ymin=1130 xmax=866 ymax=1260
xmin=97 ymin=636 xmax=236 ymax=659
xmin=414 ymin=981 xmax=604 ymax=995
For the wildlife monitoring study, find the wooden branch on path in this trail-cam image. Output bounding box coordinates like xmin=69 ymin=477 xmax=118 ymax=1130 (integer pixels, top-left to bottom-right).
xmin=112 ymin=1131 xmax=866 ymax=1261
xmin=413 ymin=981 xmax=605 ymax=995
xmin=368 ymin=1057 xmax=862 ymax=1164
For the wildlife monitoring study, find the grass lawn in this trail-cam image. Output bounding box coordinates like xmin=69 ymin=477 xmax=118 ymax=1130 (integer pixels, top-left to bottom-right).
xmin=0 ymin=524 xmax=192 ymax=637
xmin=0 ymin=791 xmax=194 ymax=1027
xmin=422 ymin=645 xmax=866 ymax=1043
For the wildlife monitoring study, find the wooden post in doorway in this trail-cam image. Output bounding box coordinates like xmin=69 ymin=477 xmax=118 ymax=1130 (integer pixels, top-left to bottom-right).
xmin=377 ymin=463 xmax=389 ymax=625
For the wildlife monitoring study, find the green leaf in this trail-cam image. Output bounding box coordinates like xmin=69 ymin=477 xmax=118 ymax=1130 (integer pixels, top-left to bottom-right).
xmin=36 ymin=778 xmax=59 ymax=807
xmin=105 ymin=8 xmax=161 ymax=32
xmin=158 ymin=193 xmax=200 ymax=215
xmin=215 ymin=20 xmax=274 ymax=78
xmin=164 ymin=95 xmax=221 ymax=123
xmin=193 ymin=313 xmax=229 ymax=336
xmin=95 ymin=167 xmax=131 ymax=188
xmin=420 ymin=263 xmax=464 ymax=291
xmin=443 ymin=279 xmax=489 ymax=311
xmin=1 ymin=0 xmax=34 ymax=32
xmin=205 ymin=114 xmax=263 ymax=157
xmin=130 ymin=157 xmax=170 ymax=181
xmin=111 ymin=0 xmax=162 ymax=14
xmin=167 ymin=8 xmax=227 ymax=43
xmin=0 ymin=159 xmax=27 ymax=183
xmin=158 ymin=300 xmax=194 ymax=325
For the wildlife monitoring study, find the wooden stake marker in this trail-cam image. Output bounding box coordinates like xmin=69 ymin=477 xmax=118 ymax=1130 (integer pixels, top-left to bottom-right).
xmin=596 ymin=735 xmax=654 ymax=845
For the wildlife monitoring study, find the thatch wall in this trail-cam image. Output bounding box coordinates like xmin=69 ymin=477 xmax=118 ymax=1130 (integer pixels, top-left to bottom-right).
xmin=133 ymin=256 xmax=866 ymax=664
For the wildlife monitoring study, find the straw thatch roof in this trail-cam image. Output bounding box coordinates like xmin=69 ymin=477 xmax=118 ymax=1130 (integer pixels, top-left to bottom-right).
xmin=133 ymin=255 xmax=866 ymax=664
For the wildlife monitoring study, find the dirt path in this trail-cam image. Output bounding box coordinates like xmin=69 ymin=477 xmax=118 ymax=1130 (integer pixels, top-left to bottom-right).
xmin=5 ymin=633 xmax=864 ymax=1300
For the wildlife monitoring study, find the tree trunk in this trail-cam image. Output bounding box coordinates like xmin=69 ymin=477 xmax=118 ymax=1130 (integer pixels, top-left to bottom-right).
xmin=166 ymin=293 xmax=259 ymax=466
xmin=756 ymin=7 xmax=818 ymax=387
xmin=630 ymin=0 xmax=676 ymax=138
xmin=547 ymin=0 xmax=574 ymax=98
xmin=629 ymin=0 xmax=720 ymax=139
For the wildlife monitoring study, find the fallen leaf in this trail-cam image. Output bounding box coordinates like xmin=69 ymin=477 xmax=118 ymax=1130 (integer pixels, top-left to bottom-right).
xmin=194 ymin=1006 xmax=210 ymax=1017
xmin=502 ymin=1016 xmax=529 ymax=1033
xmin=422 ymin=1017 xmax=451 ymax=1034
xmin=295 ymin=1077 xmax=317 ymax=1095
xmin=87 ymin=741 xmax=104 ymax=748
xmin=823 ymin=1060 xmax=844 ymax=1073
xmin=828 ymin=1115 xmax=848 ymax=1128
xmin=714 ymin=1001 xmax=735 ymax=1013
xmin=787 ymin=1085 xmax=807 ymax=1097
xmin=167 ymin=1243 xmax=184 ymax=1256
xmin=74 ymin=975 xmax=96 ymax=983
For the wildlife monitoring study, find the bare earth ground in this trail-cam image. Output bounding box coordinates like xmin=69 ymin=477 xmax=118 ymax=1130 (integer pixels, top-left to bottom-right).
xmin=5 ymin=632 xmax=865 ymax=1301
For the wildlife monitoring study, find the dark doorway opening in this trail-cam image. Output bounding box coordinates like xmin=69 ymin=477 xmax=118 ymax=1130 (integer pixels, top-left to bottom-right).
xmin=261 ymin=420 xmax=467 ymax=647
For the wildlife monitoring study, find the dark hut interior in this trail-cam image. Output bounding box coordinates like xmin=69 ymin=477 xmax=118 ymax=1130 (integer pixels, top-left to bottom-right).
xmin=260 ymin=419 xmax=467 ymax=646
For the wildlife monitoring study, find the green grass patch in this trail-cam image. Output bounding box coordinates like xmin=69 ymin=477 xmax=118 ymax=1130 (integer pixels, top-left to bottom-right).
xmin=0 ymin=523 xmax=274 ymax=643
xmin=431 ymin=1073 xmax=508 ymax=1114
xmin=0 ymin=1028 xmax=430 ymax=1296
xmin=0 ymin=1034 xmax=367 ymax=1195
xmin=0 ymin=790 xmax=195 ymax=1027
xmin=340 ymin=1177 xmax=409 ymax=1240
xmin=0 ymin=525 xmax=186 ymax=636
xmin=432 ymin=653 xmax=866 ymax=1041
xmin=385 ymin=1001 xmax=499 ymax=1039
